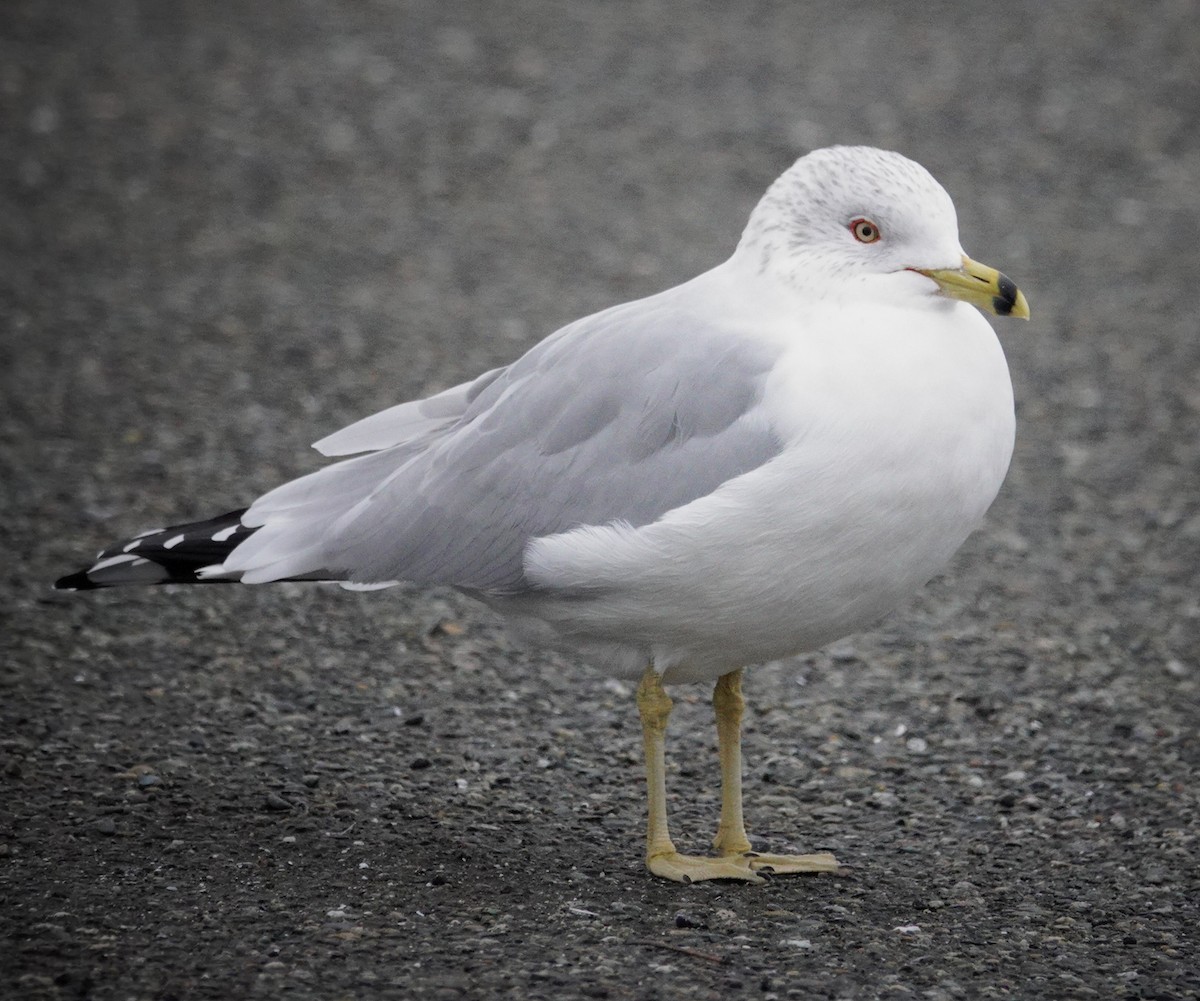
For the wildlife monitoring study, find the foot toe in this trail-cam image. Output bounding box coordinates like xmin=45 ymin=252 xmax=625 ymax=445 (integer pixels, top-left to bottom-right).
xmin=647 ymin=850 xmax=838 ymax=883
xmin=743 ymin=851 xmax=839 ymax=874
xmin=648 ymin=851 xmax=767 ymax=884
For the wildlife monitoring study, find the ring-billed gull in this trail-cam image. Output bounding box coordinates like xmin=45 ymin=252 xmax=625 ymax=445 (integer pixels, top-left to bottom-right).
xmin=57 ymin=146 xmax=1029 ymax=884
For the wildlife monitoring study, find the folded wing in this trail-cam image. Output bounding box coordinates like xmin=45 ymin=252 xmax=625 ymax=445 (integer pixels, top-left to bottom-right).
xmin=215 ymin=289 xmax=784 ymax=594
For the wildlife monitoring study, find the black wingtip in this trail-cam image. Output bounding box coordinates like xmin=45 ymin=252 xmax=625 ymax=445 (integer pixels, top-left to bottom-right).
xmin=54 ymin=570 xmax=98 ymax=591
xmin=54 ymin=508 xmax=255 ymax=592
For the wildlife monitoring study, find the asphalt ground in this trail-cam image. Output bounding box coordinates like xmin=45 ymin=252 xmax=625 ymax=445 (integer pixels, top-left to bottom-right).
xmin=2 ymin=2 xmax=1198 ymax=999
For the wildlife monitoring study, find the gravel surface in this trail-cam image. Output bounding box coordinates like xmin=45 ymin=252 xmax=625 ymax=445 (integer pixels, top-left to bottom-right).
xmin=3 ymin=2 xmax=1199 ymax=999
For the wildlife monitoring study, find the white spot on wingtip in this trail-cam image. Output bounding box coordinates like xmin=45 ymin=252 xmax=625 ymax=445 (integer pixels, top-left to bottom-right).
xmin=162 ymin=534 xmax=186 ymax=550
xmin=90 ymin=553 xmax=140 ymax=573
xmin=123 ymin=539 xmax=142 ymax=552
xmin=212 ymin=524 xmax=239 ymax=542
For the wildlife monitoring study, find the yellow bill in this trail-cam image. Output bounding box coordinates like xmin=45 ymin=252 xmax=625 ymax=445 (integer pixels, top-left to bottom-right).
xmin=914 ymin=255 xmax=1030 ymax=319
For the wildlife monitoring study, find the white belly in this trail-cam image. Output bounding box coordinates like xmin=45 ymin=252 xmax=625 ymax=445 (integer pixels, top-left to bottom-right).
xmin=510 ymin=301 xmax=1015 ymax=684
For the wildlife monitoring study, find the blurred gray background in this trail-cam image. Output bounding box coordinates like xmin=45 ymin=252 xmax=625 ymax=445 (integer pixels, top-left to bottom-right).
xmin=2 ymin=2 xmax=1198 ymax=999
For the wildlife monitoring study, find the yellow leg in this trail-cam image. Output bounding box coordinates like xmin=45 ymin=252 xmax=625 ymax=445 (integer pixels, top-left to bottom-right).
xmin=636 ymin=664 xmax=839 ymax=883
xmin=711 ymin=668 xmax=840 ymax=876
xmin=712 ymin=669 xmax=753 ymax=855
xmin=636 ymin=664 xmax=679 ymax=864
xmin=637 ymin=665 xmax=766 ymax=883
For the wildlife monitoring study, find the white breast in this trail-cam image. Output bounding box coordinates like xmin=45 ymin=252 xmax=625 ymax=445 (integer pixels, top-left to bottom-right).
xmin=514 ymin=294 xmax=1015 ymax=684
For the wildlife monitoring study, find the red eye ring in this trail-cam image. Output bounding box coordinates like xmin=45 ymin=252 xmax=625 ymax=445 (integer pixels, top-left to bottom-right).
xmin=850 ymin=218 xmax=881 ymax=243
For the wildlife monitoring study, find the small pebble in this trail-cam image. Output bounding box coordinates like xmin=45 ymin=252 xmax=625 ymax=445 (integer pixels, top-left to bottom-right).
xmin=95 ymin=817 xmax=117 ymax=835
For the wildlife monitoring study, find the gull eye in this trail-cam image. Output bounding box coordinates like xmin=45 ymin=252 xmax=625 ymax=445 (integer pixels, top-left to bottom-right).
xmin=850 ymin=218 xmax=881 ymax=244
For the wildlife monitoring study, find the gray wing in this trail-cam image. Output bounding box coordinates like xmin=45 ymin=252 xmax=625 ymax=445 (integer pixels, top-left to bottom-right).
xmin=312 ymin=366 xmax=507 ymax=457
xmin=224 ymin=293 xmax=783 ymax=593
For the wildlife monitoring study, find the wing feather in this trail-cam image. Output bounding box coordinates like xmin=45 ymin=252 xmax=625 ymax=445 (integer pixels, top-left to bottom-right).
xmin=221 ymin=285 xmax=783 ymax=593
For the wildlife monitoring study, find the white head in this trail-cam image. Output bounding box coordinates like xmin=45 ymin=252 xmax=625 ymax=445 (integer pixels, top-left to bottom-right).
xmin=739 ymin=146 xmax=969 ymax=303
xmin=737 ymin=146 xmax=1028 ymax=318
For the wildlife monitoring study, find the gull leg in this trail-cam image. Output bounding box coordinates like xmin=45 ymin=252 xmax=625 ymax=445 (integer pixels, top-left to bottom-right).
xmin=637 ymin=664 xmax=679 ymax=866
xmin=637 ymin=665 xmax=765 ymax=883
xmin=711 ymin=668 xmax=839 ymax=876
xmin=712 ymin=669 xmax=753 ymax=855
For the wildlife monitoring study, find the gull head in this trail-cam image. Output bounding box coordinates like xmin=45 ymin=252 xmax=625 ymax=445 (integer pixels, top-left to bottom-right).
xmin=738 ymin=146 xmax=1028 ymax=319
